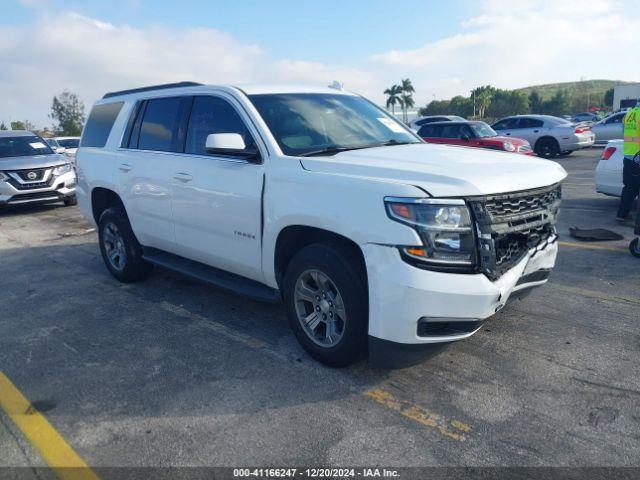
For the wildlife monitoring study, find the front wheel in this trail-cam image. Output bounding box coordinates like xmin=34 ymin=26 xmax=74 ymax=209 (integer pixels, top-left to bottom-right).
xmin=63 ymin=195 xmax=78 ymax=206
xmin=535 ymin=138 xmax=560 ymax=158
xmin=630 ymin=238 xmax=640 ymax=258
xmin=283 ymin=243 xmax=368 ymax=367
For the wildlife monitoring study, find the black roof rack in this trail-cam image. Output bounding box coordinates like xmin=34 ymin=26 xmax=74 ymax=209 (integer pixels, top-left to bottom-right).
xmin=102 ymin=81 xmax=203 ymax=99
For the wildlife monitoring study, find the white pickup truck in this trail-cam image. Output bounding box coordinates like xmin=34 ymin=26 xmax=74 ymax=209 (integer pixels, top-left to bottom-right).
xmin=77 ymin=83 xmax=567 ymax=367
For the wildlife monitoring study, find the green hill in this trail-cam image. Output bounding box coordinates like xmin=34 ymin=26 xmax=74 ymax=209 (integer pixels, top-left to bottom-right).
xmin=515 ymin=79 xmax=631 ymax=102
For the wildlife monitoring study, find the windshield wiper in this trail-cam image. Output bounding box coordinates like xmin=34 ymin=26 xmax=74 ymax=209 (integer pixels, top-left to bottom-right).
xmin=299 ymin=145 xmax=374 ymax=157
xmin=376 ymin=140 xmax=418 ymax=147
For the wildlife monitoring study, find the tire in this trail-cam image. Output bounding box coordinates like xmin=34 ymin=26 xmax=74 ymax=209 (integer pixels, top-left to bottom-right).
xmin=630 ymin=238 xmax=640 ymax=258
xmin=558 ymin=150 xmax=573 ymax=157
xmin=98 ymin=206 xmax=153 ymax=282
xmin=535 ymin=137 xmax=560 ymax=158
xmin=283 ymin=242 xmax=368 ymax=367
xmin=63 ymin=195 xmax=78 ymax=206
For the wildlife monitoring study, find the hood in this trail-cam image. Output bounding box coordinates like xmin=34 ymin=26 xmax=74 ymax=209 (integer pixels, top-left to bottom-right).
xmin=0 ymin=154 xmax=67 ymax=171
xmin=489 ymin=135 xmax=528 ymax=145
xmin=300 ymin=143 xmax=567 ymax=197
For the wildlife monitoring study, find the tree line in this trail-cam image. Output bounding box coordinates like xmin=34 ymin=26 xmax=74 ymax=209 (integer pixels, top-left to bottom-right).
xmin=0 ymin=90 xmax=85 ymax=137
xmin=418 ymin=85 xmax=615 ymax=121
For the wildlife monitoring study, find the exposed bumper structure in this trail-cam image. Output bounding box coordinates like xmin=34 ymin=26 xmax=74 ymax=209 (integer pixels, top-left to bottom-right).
xmin=364 ymin=236 xmax=558 ymax=367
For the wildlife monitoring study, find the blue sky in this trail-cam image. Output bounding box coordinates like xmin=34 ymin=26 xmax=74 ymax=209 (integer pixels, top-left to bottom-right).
xmin=2 ymin=0 xmax=639 ymax=127
xmin=4 ymin=0 xmax=478 ymax=64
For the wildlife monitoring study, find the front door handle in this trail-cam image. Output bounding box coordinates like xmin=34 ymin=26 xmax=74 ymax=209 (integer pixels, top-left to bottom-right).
xmin=533 ymin=130 xmax=539 ymax=133
xmin=118 ymin=163 xmax=132 ymax=172
xmin=173 ymin=172 xmax=193 ymax=182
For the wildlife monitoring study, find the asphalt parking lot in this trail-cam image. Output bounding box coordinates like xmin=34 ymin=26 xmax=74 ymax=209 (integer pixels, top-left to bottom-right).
xmin=1 ymin=148 xmax=639 ymax=472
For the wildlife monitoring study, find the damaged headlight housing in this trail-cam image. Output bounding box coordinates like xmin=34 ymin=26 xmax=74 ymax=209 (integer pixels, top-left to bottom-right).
xmin=385 ymin=197 xmax=477 ymax=270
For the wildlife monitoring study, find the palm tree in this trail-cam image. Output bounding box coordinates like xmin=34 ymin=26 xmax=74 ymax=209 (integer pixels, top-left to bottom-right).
xmin=401 ymin=94 xmax=415 ymax=123
xmin=384 ymin=85 xmax=404 ymax=116
xmin=400 ymin=79 xmax=415 ymax=123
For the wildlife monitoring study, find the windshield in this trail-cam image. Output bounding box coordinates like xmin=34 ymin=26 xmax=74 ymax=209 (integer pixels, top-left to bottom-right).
xmin=57 ymin=138 xmax=80 ymax=148
xmin=248 ymin=93 xmax=419 ymax=156
xmin=0 ymin=135 xmax=54 ymax=158
xmin=45 ymin=138 xmax=59 ymax=147
xmin=469 ymin=122 xmax=497 ymax=138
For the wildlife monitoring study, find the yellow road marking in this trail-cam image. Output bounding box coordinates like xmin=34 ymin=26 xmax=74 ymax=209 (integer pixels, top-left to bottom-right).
xmin=0 ymin=372 xmax=100 ymax=480
xmin=550 ymin=283 xmax=640 ymax=306
xmin=364 ymin=388 xmax=470 ymax=441
xmin=559 ymin=241 xmax=627 ymax=253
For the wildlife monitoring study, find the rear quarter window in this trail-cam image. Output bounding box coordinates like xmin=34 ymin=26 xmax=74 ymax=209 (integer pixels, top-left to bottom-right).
xmin=81 ymin=102 xmax=124 ymax=148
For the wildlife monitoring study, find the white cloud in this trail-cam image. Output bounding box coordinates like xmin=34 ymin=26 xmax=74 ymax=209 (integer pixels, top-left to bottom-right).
xmin=370 ymin=0 xmax=640 ymax=106
xmin=0 ymin=12 xmax=377 ymax=128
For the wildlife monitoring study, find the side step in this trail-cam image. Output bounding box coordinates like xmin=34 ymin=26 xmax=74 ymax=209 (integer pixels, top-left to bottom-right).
xmin=142 ymin=247 xmax=281 ymax=303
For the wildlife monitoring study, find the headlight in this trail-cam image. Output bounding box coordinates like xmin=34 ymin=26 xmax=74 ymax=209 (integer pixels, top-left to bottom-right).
xmin=0 ymin=172 xmax=8 ymax=181
xmin=385 ymin=197 xmax=477 ymax=270
xmin=52 ymin=163 xmax=73 ymax=176
xmin=503 ymin=142 xmax=516 ymax=152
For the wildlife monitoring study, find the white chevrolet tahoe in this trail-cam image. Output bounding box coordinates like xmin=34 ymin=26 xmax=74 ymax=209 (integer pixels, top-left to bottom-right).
xmin=77 ymin=82 xmax=567 ymax=368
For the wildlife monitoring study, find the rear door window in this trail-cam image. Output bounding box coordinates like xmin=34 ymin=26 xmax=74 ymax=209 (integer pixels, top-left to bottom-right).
xmin=517 ymin=118 xmax=544 ymax=129
xmin=137 ymin=97 xmax=189 ymax=152
xmin=440 ymin=124 xmax=464 ymax=139
xmin=81 ymin=102 xmax=124 ymax=148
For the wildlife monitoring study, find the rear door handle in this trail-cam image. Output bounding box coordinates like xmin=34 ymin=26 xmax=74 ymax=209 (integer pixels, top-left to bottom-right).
xmin=505 ymin=133 xmax=511 ymax=136
xmin=118 ymin=163 xmax=132 ymax=172
xmin=173 ymin=172 xmax=193 ymax=182
xmin=533 ymin=130 xmax=539 ymax=133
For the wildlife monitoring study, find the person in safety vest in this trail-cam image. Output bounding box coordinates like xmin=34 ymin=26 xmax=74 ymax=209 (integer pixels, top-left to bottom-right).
xmin=617 ymin=104 xmax=640 ymax=222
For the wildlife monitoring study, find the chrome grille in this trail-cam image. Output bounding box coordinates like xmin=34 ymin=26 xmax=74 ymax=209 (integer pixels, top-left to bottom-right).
xmin=483 ymin=184 xmax=561 ymax=219
xmin=469 ymin=183 xmax=561 ymax=280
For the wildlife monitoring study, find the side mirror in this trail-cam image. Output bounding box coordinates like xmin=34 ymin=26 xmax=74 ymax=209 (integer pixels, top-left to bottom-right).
xmin=205 ymin=133 xmax=260 ymax=162
xmin=56 ymin=147 xmax=66 ymax=154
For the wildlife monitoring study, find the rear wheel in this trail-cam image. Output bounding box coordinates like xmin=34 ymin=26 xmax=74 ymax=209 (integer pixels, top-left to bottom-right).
xmin=535 ymin=137 xmax=560 ymax=158
xmin=98 ymin=207 xmax=153 ymax=282
xmin=283 ymin=242 xmax=368 ymax=367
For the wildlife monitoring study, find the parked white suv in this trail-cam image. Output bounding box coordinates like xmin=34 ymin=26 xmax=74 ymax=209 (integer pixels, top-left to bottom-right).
xmin=77 ymin=82 xmax=567 ymax=367
xmin=492 ymin=115 xmax=595 ymax=157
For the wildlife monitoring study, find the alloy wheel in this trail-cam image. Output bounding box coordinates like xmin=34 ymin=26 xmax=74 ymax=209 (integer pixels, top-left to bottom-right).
xmin=103 ymin=222 xmax=127 ymax=271
xmin=293 ymin=269 xmax=346 ymax=347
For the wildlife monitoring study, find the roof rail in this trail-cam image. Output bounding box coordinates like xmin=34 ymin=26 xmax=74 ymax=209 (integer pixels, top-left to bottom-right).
xmin=102 ymin=81 xmax=204 ymax=99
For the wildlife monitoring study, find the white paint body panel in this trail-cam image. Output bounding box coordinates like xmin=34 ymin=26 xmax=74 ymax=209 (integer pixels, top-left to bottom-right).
xmin=77 ymin=84 xmax=567 ymax=346
xmin=595 ymin=140 xmax=624 ymax=197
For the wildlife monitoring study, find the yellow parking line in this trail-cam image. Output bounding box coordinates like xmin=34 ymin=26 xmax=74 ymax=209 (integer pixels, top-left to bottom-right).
xmin=364 ymin=388 xmax=471 ymax=441
xmin=558 ymin=241 xmax=627 ymax=253
xmin=0 ymin=372 xmax=100 ymax=480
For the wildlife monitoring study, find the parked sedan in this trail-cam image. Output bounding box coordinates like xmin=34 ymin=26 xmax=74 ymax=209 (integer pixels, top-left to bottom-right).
xmin=572 ymin=112 xmax=600 ymax=123
xmin=418 ymin=121 xmax=533 ymax=155
xmin=595 ymin=140 xmax=624 ymax=197
xmin=409 ymin=115 xmax=465 ymax=131
xmin=492 ymin=115 xmax=594 ymax=158
xmin=591 ymin=112 xmax=626 ymax=145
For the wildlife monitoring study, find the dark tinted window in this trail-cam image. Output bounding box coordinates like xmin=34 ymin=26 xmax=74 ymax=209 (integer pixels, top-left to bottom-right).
xmin=0 ymin=135 xmax=53 ymax=158
xmin=81 ymin=102 xmax=123 ymax=148
xmin=492 ymin=118 xmax=517 ymax=130
xmin=440 ymin=124 xmax=467 ymax=139
xmin=138 ymin=97 xmax=187 ymax=152
xmin=418 ymin=125 xmax=442 ymax=137
xmin=57 ymin=139 xmax=80 ymax=148
xmin=606 ymin=113 xmax=625 ymax=124
xmin=518 ymin=118 xmax=544 ymax=128
xmin=186 ymin=96 xmax=255 ymax=156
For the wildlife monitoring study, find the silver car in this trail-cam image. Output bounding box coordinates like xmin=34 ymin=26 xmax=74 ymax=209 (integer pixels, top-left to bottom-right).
xmin=591 ymin=112 xmax=625 ymax=145
xmin=0 ymin=130 xmax=77 ymax=207
xmin=491 ymin=114 xmax=595 ymax=158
